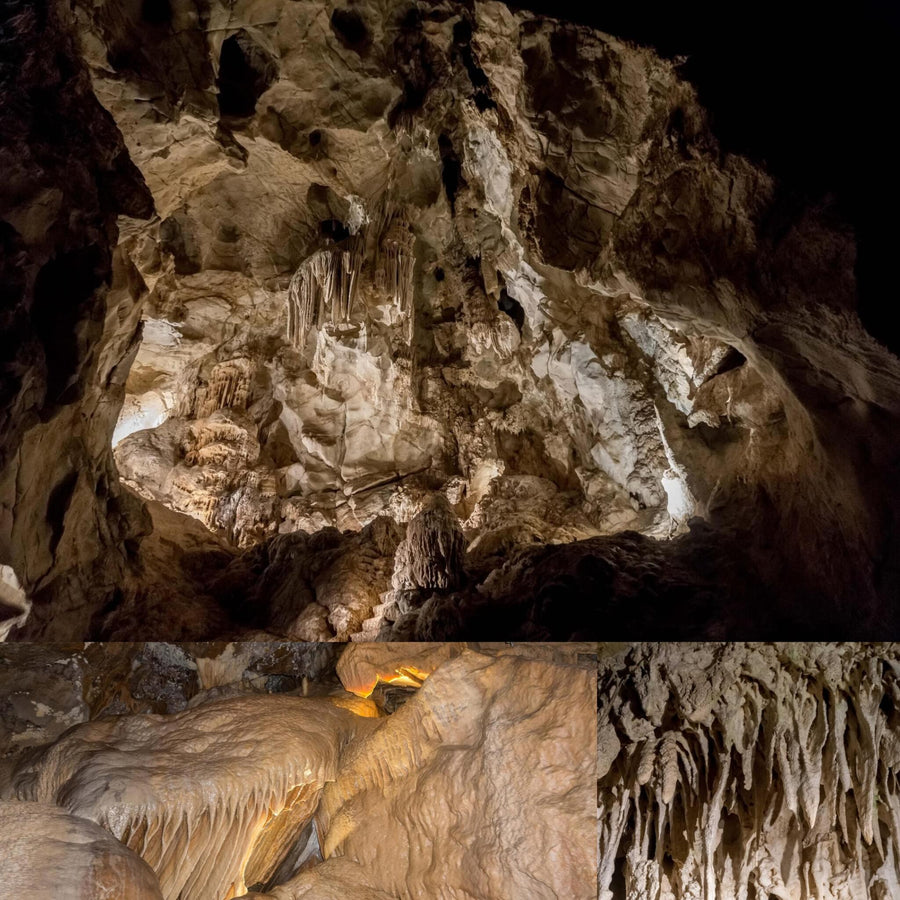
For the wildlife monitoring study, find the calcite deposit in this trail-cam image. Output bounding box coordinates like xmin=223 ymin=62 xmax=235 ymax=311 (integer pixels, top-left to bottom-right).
xmin=0 ymin=644 xmax=597 ymax=900
xmin=597 ymin=642 xmax=900 ymax=900
xmin=1 ymin=0 xmax=898 ymax=639
xmin=0 ymin=800 xmax=164 ymax=900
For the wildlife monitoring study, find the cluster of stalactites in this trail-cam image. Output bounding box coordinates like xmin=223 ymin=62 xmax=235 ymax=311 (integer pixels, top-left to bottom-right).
xmin=198 ymin=357 xmax=252 ymax=417
xmin=597 ymin=644 xmax=900 ymax=900
xmin=1 ymin=696 xmax=368 ymax=900
xmin=377 ymin=217 xmax=416 ymax=315
xmin=286 ymin=204 xmax=417 ymax=349
xmin=287 ymin=235 xmax=365 ymax=348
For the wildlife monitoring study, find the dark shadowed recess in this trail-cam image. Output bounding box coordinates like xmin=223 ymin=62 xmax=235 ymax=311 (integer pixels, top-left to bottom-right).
xmin=506 ymin=0 xmax=899 ymax=355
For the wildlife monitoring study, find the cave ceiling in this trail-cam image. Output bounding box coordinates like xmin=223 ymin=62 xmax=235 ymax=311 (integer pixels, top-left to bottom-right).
xmin=1 ymin=0 xmax=898 ymax=640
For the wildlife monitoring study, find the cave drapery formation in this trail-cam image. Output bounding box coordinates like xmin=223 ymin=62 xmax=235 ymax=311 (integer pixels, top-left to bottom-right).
xmin=597 ymin=642 xmax=900 ymax=900
xmin=2 ymin=0 xmax=899 ymax=643
xmin=0 ymin=642 xmax=597 ymax=900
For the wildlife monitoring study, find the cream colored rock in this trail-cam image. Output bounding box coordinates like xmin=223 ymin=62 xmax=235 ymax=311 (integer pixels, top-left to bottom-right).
xmin=305 ymin=650 xmax=597 ymax=900
xmin=0 ymin=801 xmax=163 ymax=900
xmin=1 ymin=646 xmax=597 ymax=900
xmin=597 ymin=643 xmax=900 ymax=900
xmin=3 ymin=695 xmax=378 ymax=900
xmin=336 ymin=642 xmax=464 ymax=697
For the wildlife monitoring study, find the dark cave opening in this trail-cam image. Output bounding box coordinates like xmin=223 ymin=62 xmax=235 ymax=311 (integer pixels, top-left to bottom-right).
xmin=330 ymin=7 xmax=372 ymax=54
xmin=140 ymin=0 xmax=172 ymax=26
xmin=497 ymin=289 xmax=525 ymax=332
xmin=217 ymin=31 xmax=279 ymax=119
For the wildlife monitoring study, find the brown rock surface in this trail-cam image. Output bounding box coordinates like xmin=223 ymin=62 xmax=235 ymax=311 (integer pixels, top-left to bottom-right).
xmin=3 ymin=694 xmax=378 ymax=900
xmin=1 ymin=0 xmax=897 ymax=638
xmin=305 ymin=649 xmax=597 ymax=899
xmin=0 ymin=800 xmax=164 ymax=900
xmin=597 ymin=642 xmax=900 ymax=899
xmin=0 ymin=645 xmax=596 ymax=899
xmin=335 ymin=641 xmax=464 ymax=697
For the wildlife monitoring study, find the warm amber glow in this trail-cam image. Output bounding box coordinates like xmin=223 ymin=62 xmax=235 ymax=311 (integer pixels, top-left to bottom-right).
xmin=351 ymin=665 xmax=432 ymax=698
xmin=237 ymin=784 xmax=308 ymax=895
xmin=328 ymin=695 xmax=381 ymax=717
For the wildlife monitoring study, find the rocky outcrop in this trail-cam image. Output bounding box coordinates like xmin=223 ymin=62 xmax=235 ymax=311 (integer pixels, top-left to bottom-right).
xmin=249 ymin=649 xmax=598 ymax=899
xmin=0 ymin=800 xmax=164 ymax=900
xmin=4 ymin=694 xmax=377 ymax=900
xmin=335 ymin=641 xmax=463 ymax=697
xmin=597 ymin=642 xmax=900 ymax=900
xmin=0 ymin=641 xmax=344 ymax=756
xmin=2 ymin=0 xmax=898 ymax=638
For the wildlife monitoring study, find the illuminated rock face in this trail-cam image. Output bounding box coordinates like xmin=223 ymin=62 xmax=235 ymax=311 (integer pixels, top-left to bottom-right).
xmin=2 ymin=0 xmax=899 ymax=640
xmin=307 ymin=651 xmax=598 ymax=900
xmin=0 ymin=801 xmax=164 ymax=900
xmin=3 ymin=695 xmax=377 ymax=900
xmin=0 ymin=647 xmax=596 ymax=900
xmin=335 ymin=642 xmax=463 ymax=697
xmin=597 ymin=643 xmax=900 ymax=900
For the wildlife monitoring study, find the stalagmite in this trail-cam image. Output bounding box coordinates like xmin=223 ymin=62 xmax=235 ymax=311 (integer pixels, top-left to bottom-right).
xmin=392 ymin=495 xmax=467 ymax=593
xmin=1 ymin=695 xmax=378 ymax=900
xmin=597 ymin=643 xmax=900 ymax=900
xmin=0 ymin=800 xmax=164 ymax=900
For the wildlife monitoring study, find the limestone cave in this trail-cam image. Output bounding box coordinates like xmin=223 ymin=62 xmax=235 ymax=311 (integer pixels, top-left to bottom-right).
xmin=0 ymin=641 xmax=597 ymax=898
xmin=1 ymin=1 xmax=898 ymax=640
xmin=597 ymin=642 xmax=900 ymax=900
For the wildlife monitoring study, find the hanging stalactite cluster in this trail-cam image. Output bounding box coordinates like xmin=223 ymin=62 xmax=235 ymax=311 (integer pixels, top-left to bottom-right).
xmin=597 ymin=643 xmax=900 ymax=900
xmin=376 ymin=217 xmax=416 ymax=315
xmin=286 ymin=201 xmax=417 ymax=350
xmin=286 ymin=235 xmax=365 ymax=349
xmin=198 ymin=358 xmax=253 ymax=418
xmin=1 ymin=695 xmax=374 ymax=900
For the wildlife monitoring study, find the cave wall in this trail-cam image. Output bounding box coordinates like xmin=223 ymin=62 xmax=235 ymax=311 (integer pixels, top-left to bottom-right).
xmin=1 ymin=0 xmax=898 ymax=640
xmin=0 ymin=643 xmax=597 ymax=900
xmin=0 ymin=0 xmax=154 ymax=638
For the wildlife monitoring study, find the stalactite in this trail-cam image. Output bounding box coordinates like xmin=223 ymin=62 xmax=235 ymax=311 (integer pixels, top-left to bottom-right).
xmin=1 ymin=696 xmax=376 ymax=900
xmin=378 ymin=218 xmax=415 ymax=317
xmin=287 ymin=236 xmax=365 ymax=349
xmin=597 ymin=643 xmax=900 ymax=900
xmin=287 ymin=250 xmax=329 ymax=349
xmin=198 ymin=357 xmax=252 ymax=418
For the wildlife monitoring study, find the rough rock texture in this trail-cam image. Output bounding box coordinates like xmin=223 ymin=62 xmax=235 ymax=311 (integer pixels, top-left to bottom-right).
xmin=257 ymin=649 xmax=597 ymax=899
xmin=3 ymin=694 xmax=378 ymax=900
xmin=597 ymin=642 xmax=900 ymax=900
xmin=335 ymin=641 xmax=463 ymax=696
xmin=0 ymin=644 xmax=596 ymax=900
xmin=0 ymin=0 xmax=157 ymax=641
xmin=0 ymin=642 xmax=345 ymax=755
xmin=0 ymin=800 xmax=164 ymax=900
xmin=2 ymin=0 xmax=898 ymax=638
